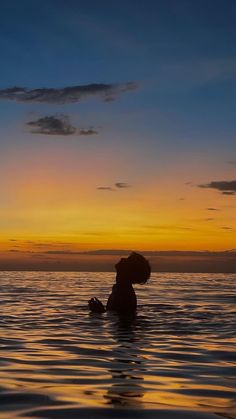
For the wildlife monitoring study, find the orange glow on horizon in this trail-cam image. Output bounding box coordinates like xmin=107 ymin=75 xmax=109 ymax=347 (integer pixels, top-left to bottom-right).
xmin=1 ymin=139 xmax=236 ymax=259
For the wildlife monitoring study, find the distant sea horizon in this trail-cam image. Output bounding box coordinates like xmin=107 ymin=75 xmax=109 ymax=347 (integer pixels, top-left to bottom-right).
xmin=1 ymin=249 xmax=236 ymax=273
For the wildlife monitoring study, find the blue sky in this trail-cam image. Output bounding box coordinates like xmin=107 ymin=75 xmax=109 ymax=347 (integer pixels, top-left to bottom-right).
xmin=1 ymin=0 xmax=236 ymax=147
xmin=0 ymin=0 xmax=236 ymax=258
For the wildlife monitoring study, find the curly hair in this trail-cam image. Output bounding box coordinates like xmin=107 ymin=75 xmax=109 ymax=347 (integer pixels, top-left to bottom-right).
xmin=125 ymin=252 xmax=151 ymax=284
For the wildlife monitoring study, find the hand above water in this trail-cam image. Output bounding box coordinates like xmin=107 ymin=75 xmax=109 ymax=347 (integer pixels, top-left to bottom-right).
xmin=88 ymin=297 xmax=106 ymax=313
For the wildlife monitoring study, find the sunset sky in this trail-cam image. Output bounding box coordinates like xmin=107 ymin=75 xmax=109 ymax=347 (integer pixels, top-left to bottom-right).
xmin=0 ymin=0 xmax=236 ymax=270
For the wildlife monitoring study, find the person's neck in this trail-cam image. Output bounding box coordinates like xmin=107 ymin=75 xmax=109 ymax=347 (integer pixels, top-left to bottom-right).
xmin=116 ymin=274 xmax=132 ymax=287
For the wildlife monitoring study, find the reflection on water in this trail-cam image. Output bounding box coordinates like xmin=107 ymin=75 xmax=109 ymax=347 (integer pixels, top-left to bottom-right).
xmin=0 ymin=272 xmax=235 ymax=419
xmin=104 ymin=314 xmax=146 ymax=407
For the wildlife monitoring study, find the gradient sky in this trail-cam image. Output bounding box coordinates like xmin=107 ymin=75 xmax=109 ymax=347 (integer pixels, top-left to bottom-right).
xmin=0 ymin=0 xmax=236 ymax=268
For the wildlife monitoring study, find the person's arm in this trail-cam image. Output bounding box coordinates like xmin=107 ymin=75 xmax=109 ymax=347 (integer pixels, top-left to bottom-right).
xmin=88 ymin=297 xmax=106 ymax=313
xmin=106 ymin=284 xmax=116 ymax=311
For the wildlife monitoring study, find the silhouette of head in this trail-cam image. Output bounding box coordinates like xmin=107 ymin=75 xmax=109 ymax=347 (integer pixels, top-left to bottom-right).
xmin=115 ymin=252 xmax=151 ymax=284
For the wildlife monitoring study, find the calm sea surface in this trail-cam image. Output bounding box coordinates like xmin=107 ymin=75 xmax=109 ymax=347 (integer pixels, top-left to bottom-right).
xmin=0 ymin=272 xmax=235 ymax=419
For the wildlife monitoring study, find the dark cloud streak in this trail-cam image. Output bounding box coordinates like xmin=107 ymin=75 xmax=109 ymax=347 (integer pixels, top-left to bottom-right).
xmin=115 ymin=182 xmax=130 ymax=188
xmin=97 ymin=186 xmax=114 ymax=191
xmin=222 ymin=191 xmax=236 ymax=196
xmin=199 ymin=180 xmax=236 ymax=195
xmin=27 ymin=115 xmax=76 ymax=135
xmin=79 ymin=128 xmax=98 ymax=136
xmin=97 ymin=182 xmax=131 ymax=191
xmin=206 ymin=208 xmax=220 ymax=211
xmin=0 ymin=82 xmax=138 ymax=104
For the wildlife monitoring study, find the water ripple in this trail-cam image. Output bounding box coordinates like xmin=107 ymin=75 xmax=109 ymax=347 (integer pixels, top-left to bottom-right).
xmin=0 ymin=271 xmax=235 ymax=419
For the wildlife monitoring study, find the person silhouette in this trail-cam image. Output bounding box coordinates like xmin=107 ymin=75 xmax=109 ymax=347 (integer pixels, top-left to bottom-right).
xmin=88 ymin=252 xmax=151 ymax=314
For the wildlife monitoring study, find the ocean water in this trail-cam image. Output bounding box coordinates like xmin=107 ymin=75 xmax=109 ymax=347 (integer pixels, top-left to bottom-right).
xmin=0 ymin=271 xmax=235 ymax=419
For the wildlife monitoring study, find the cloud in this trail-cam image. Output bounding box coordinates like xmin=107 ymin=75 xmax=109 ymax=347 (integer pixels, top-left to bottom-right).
xmin=8 ymin=249 xmax=21 ymax=252
xmin=199 ymin=180 xmax=236 ymax=195
xmin=30 ymin=242 xmax=74 ymax=247
xmin=97 ymin=182 xmax=131 ymax=191
xmin=44 ymin=250 xmax=82 ymax=255
xmin=79 ymin=128 xmax=98 ymax=136
xmin=97 ymin=186 xmax=114 ymax=191
xmin=228 ymin=160 xmax=236 ymax=166
xmin=204 ymin=218 xmax=215 ymax=221
xmin=144 ymin=224 xmax=195 ymax=231
xmin=115 ymin=182 xmax=130 ymax=188
xmin=80 ymin=249 xmax=236 ymax=257
xmin=27 ymin=115 xmax=76 ymax=135
xmin=206 ymin=207 xmax=220 ymax=211
xmin=0 ymin=82 xmax=138 ymax=104
xmin=222 ymin=191 xmax=236 ymax=196
xmin=7 ymin=248 xmax=236 ymax=259
xmin=27 ymin=115 xmax=100 ymax=136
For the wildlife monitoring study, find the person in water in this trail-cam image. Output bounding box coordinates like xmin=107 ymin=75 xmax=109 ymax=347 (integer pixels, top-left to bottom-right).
xmin=88 ymin=252 xmax=151 ymax=314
